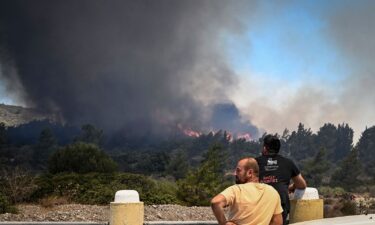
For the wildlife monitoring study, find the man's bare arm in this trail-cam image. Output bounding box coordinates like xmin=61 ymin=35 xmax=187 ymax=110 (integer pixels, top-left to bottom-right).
xmin=289 ymin=174 xmax=307 ymax=192
xmin=211 ymin=194 xmax=236 ymax=225
xmin=269 ymin=213 xmax=283 ymax=225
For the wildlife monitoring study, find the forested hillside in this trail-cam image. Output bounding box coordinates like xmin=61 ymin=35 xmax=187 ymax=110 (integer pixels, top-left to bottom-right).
xmin=1 ymin=118 xmax=375 ymax=214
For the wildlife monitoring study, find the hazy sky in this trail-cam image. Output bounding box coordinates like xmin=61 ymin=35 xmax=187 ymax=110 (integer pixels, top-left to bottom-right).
xmin=1 ymin=0 xmax=374 ymax=141
xmin=227 ymin=0 xmax=375 ymax=141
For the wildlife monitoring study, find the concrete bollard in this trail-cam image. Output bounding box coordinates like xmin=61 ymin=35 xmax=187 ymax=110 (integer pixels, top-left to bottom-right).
xmin=109 ymin=190 xmax=144 ymax=225
xmin=289 ymin=187 xmax=324 ymax=224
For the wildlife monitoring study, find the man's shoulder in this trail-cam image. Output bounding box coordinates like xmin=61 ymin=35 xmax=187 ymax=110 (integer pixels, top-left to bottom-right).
xmin=256 ymin=154 xmax=291 ymax=160
xmin=255 ymin=155 xmax=266 ymax=161
xmin=231 ymin=182 xmax=261 ymax=190
xmin=262 ymin=183 xmax=281 ymax=196
xmin=223 ymin=183 xmax=249 ymax=192
xmin=256 ymin=154 xmax=293 ymax=163
xmin=275 ymin=154 xmax=296 ymax=163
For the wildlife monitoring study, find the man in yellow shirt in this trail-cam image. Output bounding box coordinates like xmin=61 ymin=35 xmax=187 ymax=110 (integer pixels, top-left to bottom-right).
xmin=211 ymin=157 xmax=283 ymax=225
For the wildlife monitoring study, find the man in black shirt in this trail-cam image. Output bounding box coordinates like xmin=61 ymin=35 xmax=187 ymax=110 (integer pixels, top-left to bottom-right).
xmin=256 ymin=134 xmax=306 ymax=225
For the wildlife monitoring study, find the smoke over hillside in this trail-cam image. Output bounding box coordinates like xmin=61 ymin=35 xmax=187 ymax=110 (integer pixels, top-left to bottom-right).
xmin=0 ymin=0 xmax=259 ymax=138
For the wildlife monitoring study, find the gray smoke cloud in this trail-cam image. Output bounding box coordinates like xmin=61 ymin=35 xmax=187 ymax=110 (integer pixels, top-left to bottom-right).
xmin=0 ymin=0 xmax=259 ymax=137
xmin=238 ymin=0 xmax=375 ymax=141
xmin=328 ymin=0 xmax=375 ymax=140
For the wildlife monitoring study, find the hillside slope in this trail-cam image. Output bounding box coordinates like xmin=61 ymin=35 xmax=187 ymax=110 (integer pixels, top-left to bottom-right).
xmin=0 ymin=104 xmax=53 ymax=126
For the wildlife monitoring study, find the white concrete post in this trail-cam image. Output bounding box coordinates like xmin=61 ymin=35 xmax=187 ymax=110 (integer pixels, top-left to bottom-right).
xmin=289 ymin=187 xmax=324 ymax=223
xmin=109 ymin=190 xmax=144 ymax=225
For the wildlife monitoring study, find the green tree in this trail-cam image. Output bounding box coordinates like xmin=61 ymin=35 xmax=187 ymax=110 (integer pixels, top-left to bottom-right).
xmin=330 ymin=149 xmax=362 ymax=191
xmin=167 ymin=149 xmax=189 ymax=180
xmin=74 ymin=124 xmax=103 ymax=146
xmin=227 ymin=138 xmax=261 ymax=167
xmin=137 ymin=151 xmax=170 ymax=174
xmin=316 ymin=123 xmax=337 ymax=161
xmin=357 ymin=126 xmax=375 ymax=177
xmin=286 ymin=123 xmax=316 ymax=162
xmin=303 ymin=148 xmax=330 ymax=187
xmin=279 ymin=129 xmax=291 ymax=156
xmin=335 ymin=124 xmax=353 ymax=162
xmin=33 ymin=128 xmax=58 ymax=170
xmin=315 ymin=123 xmax=353 ymax=162
xmin=0 ymin=122 xmax=8 ymax=167
xmin=48 ymin=142 xmax=117 ymax=174
xmin=177 ymin=144 xmax=229 ymax=206
xmin=0 ymin=122 xmax=6 ymax=146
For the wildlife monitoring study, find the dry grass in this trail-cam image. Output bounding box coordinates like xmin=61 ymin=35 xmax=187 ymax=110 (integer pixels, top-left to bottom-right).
xmin=39 ymin=196 xmax=70 ymax=208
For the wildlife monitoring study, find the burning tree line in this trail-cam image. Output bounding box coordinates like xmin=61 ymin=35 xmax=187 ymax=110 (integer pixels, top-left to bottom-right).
xmin=1 ymin=120 xmax=375 ymax=212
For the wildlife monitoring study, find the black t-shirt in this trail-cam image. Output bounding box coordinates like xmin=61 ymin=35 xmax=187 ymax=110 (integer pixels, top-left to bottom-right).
xmin=256 ymin=154 xmax=300 ymax=212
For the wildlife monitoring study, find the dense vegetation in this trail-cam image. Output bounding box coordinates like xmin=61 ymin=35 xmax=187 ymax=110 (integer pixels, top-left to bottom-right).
xmin=1 ymin=120 xmax=375 ymax=214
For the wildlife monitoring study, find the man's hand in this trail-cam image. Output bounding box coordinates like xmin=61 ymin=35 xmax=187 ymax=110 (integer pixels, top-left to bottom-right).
xmin=225 ymin=222 xmax=237 ymax=225
xmin=211 ymin=194 xmax=230 ymax=225
xmin=288 ymin=183 xmax=296 ymax=193
xmin=290 ymin=174 xmax=307 ymax=193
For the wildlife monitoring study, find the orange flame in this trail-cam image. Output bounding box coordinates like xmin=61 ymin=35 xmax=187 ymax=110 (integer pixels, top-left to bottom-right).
xmin=177 ymin=124 xmax=252 ymax=141
xmin=177 ymin=124 xmax=201 ymax=137
xmin=236 ymin=133 xmax=252 ymax=141
xmin=225 ymin=132 xmax=233 ymax=142
xmin=183 ymin=128 xmax=201 ymax=137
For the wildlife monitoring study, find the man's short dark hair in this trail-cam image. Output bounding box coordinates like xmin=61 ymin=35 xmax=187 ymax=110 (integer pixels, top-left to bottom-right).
xmin=263 ymin=134 xmax=281 ymax=154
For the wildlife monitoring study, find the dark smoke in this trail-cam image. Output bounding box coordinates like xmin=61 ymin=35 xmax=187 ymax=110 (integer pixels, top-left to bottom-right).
xmin=210 ymin=103 xmax=258 ymax=137
xmin=0 ymin=0 xmax=259 ymax=137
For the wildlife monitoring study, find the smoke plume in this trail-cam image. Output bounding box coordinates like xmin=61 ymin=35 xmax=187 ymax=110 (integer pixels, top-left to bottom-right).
xmin=0 ymin=0 xmax=259 ymax=137
xmin=232 ymin=1 xmax=375 ymax=141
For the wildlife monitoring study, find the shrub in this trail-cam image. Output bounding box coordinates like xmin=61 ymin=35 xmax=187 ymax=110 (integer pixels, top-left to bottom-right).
xmin=0 ymin=167 xmax=37 ymax=203
xmin=369 ymin=200 xmax=375 ymax=210
xmin=341 ymin=200 xmax=357 ymax=215
xmin=143 ymin=179 xmax=179 ymax=205
xmin=177 ymin=145 xmax=230 ymax=206
xmin=318 ymin=186 xmax=346 ymax=197
xmin=177 ymin=164 xmax=231 ymax=206
xmin=48 ymin=142 xmax=118 ymax=174
xmin=32 ymin=172 xmax=180 ymax=205
xmin=0 ymin=192 xmax=17 ymax=214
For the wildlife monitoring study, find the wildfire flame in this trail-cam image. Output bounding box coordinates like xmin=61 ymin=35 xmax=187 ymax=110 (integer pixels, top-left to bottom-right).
xmin=223 ymin=132 xmax=252 ymax=142
xmin=236 ymin=133 xmax=252 ymax=142
xmin=183 ymin=128 xmax=201 ymax=137
xmin=225 ymin=132 xmax=234 ymax=142
xmin=177 ymin=124 xmax=201 ymax=137
xmin=177 ymin=124 xmax=252 ymax=141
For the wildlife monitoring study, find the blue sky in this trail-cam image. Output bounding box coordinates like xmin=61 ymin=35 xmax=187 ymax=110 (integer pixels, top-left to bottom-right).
xmin=225 ymin=1 xmax=348 ymax=85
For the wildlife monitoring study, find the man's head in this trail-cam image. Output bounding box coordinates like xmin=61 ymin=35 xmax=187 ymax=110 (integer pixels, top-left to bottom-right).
xmin=262 ymin=134 xmax=281 ymax=156
xmin=235 ymin=157 xmax=259 ymax=184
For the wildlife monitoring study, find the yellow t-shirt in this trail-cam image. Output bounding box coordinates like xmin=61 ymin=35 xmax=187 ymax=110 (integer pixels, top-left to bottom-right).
xmin=220 ymin=182 xmax=283 ymax=225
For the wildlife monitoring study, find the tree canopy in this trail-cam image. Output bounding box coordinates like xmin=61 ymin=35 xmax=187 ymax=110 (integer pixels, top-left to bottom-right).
xmin=48 ymin=142 xmax=117 ymax=174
